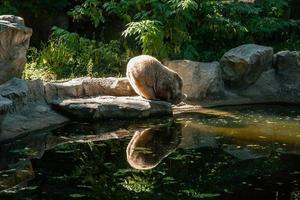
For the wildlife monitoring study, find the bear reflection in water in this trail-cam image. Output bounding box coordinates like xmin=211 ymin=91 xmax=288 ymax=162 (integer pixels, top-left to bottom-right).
xmin=126 ymin=122 xmax=182 ymax=170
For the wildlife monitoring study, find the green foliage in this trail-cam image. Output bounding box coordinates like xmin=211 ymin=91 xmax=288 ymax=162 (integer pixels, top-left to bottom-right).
xmin=69 ymin=0 xmax=105 ymax=27
xmin=4 ymin=0 xmax=300 ymax=80
xmin=69 ymin=0 xmax=300 ymax=61
xmin=123 ymin=20 xmax=167 ymax=58
xmin=24 ymin=27 xmax=128 ymax=80
xmin=121 ymin=175 xmax=155 ymax=193
xmin=105 ymin=0 xmax=199 ymax=59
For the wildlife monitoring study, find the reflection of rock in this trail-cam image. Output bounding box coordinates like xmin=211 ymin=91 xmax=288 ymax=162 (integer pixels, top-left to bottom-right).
xmin=0 ymin=15 xmax=32 ymax=84
xmin=45 ymin=129 xmax=131 ymax=150
xmin=222 ymin=145 xmax=269 ymax=160
xmin=53 ymin=96 xmax=172 ymax=121
xmin=127 ymin=123 xmax=182 ymax=170
xmin=0 ymin=160 xmax=34 ymax=192
xmin=220 ymin=44 xmax=273 ymax=89
xmin=179 ymin=123 xmax=219 ymax=149
xmin=164 ymin=60 xmax=224 ymax=100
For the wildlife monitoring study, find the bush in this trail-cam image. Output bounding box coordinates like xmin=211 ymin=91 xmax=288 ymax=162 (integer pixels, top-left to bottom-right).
xmin=70 ymin=0 xmax=300 ymax=61
xmin=23 ymin=27 xmax=129 ymax=80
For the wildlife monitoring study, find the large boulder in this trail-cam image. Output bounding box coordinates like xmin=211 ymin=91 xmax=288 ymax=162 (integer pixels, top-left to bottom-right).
xmin=0 ymin=78 xmax=45 ymax=112
xmin=274 ymin=50 xmax=300 ymax=76
xmin=45 ymin=77 xmax=136 ymax=102
xmin=220 ymin=44 xmax=273 ymax=89
xmin=164 ymin=60 xmax=224 ymax=100
xmin=218 ymin=50 xmax=300 ymax=104
xmin=274 ymin=50 xmax=300 ymax=100
xmin=0 ymin=78 xmax=68 ymax=142
xmin=239 ymin=69 xmax=280 ymax=99
xmin=53 ymin=96 xmax=172 ymax=120
xmin=0 ymin=15 xmax=32 ymax=84
xmin=0 ymin=77 xmax=28 ymax=112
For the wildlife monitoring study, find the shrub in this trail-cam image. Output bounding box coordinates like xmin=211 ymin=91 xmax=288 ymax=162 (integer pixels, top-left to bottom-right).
xmin=24 ymin=27 xmax=129 ymax=80
xmin=70 ymin=0 xmax=300 ymax=61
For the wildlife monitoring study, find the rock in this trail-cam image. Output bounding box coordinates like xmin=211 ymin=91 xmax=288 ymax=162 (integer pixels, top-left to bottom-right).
xmin=45 ymin=77 xmax=136 ymax=102
xmin=179 ymin=125 xmax=218 ymax=149
xmin=0 ymin=78 xmax=69 ymax=143
xmin=0 ymin=78 xmax=28 ymax=112
xmin=27 ymin=79 xmax=45 ymax=103
xmin=220 ymin=44 xmax=273 ymax=89
xmin=274 ymin=51 xmax=300 ymax=73
xmin=217 ymin=50 xmax=300 ymax=105
xmin=0 ymin=78 xmax=45 ymax=112
xmin=164 ymin=60 xmax=224 ymax=100
xmin=0 ymin=15 xmax=32 ymax=84
xmin=274 ymin=51 xmax=300 ymax=101
xmin=239 ymin=69 xmax=280 ymax=99
xmin=0 ymin=96 xmax=12 ymax=113
xmin=0 ymin=96 xmax=12 ymax=134
xmin=82 ymin=77 xmax=136 ymax=96
xmin=0 ymin=104 xmax=69 ymax=143
xmin=53 ymin=96 xmax=172 ymax=120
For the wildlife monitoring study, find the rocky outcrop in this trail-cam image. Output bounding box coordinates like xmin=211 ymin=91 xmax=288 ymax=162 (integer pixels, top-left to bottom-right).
xmin=220 ymin=44 xmax=273 ymax=89
xmin=235 ymin=50 xmax=300 ymax=101
xmin=53 ymin=96 xmax=172 ymax=120
xmin=0 ymin=15 xmax=32 ymax=84
xmin=164 ymin=60 xmax=224 ymax=100
xmin=0 ymin=78 xmax=68 ymax=142
xmin=0 ymin=77 xmax=30 ymax=112
xmin=0 ymin=76 xmax=175 ymax=143
xmin=165 ymin=45 xmax=300 ymax=106
xmin=274 ymin=50 xmax=300 ymax=101
xmin=274 ymin=51 xmax=300 ymax=72
xmin=44 ymin=77 xmax=136 ymax=102
xmin=239 ymin=69 xmax=280 ymax=99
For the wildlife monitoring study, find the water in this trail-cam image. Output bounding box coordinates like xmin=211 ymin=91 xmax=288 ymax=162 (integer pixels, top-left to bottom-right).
xmin=1 ymin=105 xmax=300 ymax=200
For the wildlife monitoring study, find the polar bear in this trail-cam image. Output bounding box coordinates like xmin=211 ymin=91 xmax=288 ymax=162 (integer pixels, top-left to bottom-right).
xmin=126 ymin=55 xmax=185 ymax=104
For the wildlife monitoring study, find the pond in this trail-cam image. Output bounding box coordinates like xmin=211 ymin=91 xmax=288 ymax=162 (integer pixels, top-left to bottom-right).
xmin=1 ymin=105 xmax=300 ymax=200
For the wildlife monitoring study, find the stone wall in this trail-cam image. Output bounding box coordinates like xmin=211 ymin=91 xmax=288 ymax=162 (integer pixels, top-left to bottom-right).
xmin=164 ymin=44 xmax=300 ymax=106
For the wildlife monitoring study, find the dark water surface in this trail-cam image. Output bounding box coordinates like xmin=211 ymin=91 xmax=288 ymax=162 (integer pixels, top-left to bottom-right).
xmin=1 ymin=105 xmax=300 ymax=200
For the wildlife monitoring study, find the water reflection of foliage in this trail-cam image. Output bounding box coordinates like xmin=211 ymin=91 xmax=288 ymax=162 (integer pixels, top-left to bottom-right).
xmin=1 ymin=113 xmax=299 ymax=199
xmin=0 ymin=141 xmax=291 ymax=200
xmin=68 ymin=140 xmax=285 ymax=199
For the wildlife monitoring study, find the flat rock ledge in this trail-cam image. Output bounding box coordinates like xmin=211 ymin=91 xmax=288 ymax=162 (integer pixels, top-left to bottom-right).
xmin=52 ymin=96 xmax=172 ymax=120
